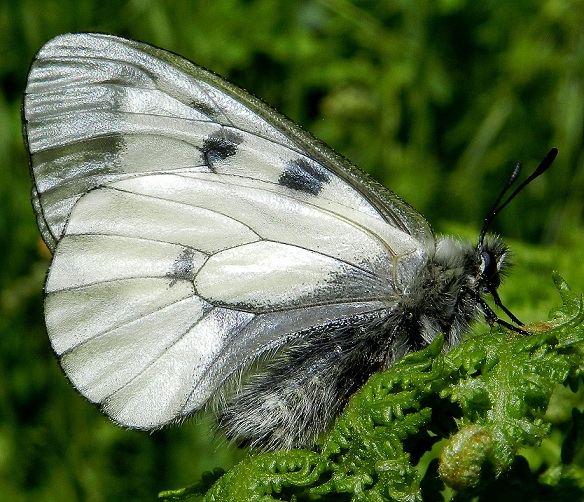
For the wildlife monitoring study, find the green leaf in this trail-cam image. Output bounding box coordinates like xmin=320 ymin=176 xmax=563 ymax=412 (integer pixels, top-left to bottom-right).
xmin=159 ymin=468 xmax=226 ymax=500
xmin=160 ymin=276 xmax=584 ymax=501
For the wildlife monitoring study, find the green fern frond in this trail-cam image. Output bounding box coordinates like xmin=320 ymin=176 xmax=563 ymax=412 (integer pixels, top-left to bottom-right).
xmin=160 ymin=274 xmax=584 ymax=501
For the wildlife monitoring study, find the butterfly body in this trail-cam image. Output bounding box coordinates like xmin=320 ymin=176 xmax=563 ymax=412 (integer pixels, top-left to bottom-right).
xmin=24 ymin=33 xmax=513 ymax=449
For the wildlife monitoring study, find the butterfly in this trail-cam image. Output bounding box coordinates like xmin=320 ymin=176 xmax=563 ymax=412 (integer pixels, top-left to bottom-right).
xmin=23 ymin=33 xmax=556 ymax=450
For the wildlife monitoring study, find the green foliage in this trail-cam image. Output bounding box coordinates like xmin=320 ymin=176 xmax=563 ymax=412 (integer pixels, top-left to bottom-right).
xmin=160 ymin=275 xmax=584 ymax=501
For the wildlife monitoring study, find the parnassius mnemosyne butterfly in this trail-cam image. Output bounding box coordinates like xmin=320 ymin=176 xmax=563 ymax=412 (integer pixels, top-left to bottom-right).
xmin=23 ymin=33 xmax=556 ymax=451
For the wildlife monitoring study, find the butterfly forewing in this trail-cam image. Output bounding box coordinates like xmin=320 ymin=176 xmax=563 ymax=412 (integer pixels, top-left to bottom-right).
xmin=24 ymin=34 xmax=432 ymax=431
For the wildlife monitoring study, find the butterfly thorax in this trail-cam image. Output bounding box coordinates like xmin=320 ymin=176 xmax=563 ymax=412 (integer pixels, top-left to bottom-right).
xmin=393 ymin=235 xmax=508 ymax=355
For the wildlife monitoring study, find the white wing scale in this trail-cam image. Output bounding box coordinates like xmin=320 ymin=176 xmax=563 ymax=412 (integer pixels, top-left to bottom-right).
xmin=24 ymin=33 xmax=432 ymax=431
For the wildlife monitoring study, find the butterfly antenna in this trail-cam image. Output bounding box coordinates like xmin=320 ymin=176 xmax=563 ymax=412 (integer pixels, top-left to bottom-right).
xmin=478 ymin=148 xmax=558 ymax=249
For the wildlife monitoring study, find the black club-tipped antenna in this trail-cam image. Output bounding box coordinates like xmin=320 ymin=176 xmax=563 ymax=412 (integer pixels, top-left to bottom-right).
xmin=478 ymin=148 xmax=558 ymax=250
xmin=474 ymin=147 xmax=558 ymax=333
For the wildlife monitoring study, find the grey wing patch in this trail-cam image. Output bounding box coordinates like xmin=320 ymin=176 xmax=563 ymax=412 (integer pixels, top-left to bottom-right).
xmin=278 ymin=158 xmax=331 ymax=195
xmin=30 ymin=134 xmax=128 ymax=250
xmin=201 ymin=129 xmax=244 ymax=170
xmin=166 ymin=247 xmax=197 ymax=285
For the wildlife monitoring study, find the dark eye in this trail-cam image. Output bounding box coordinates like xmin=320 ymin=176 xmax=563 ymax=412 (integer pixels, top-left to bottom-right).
xmin=481 ymin=251 xmax=500 ymax=288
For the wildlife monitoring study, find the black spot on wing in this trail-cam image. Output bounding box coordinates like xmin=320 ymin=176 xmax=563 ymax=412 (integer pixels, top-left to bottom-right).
xmin=201 ymin=129 xmax=244 ymax=171
xmin=166 ymin=248 xmax=196 ymax=285
xmin=278 ymin=158 xmax=330 ymax=195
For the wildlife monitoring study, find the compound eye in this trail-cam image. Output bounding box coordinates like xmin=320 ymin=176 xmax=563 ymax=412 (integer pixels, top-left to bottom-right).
xmin=481 ymin=251 xmax=490 ymax=271
xmin=481 ymin=251 xmax=500 ymax=288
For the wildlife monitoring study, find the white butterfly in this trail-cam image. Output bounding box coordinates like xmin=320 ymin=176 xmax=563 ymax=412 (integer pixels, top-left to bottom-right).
xmin=23 ymin=33 xmax=555 ymax=450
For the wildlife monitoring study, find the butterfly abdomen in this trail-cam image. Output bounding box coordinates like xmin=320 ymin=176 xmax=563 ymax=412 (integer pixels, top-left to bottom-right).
xmin=220 ymin=312 xmax=391 ymax=449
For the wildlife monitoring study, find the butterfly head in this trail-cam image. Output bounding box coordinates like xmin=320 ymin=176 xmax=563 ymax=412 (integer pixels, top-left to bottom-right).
xmin=470 ymin=148 xmax=558 ymax=330
xmin=477 ymin=234 xmax=508 ymax=293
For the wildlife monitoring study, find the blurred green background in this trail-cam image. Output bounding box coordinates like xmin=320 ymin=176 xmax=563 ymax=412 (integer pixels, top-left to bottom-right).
xmin=1 ymin=0 xmax=583 ymax=500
